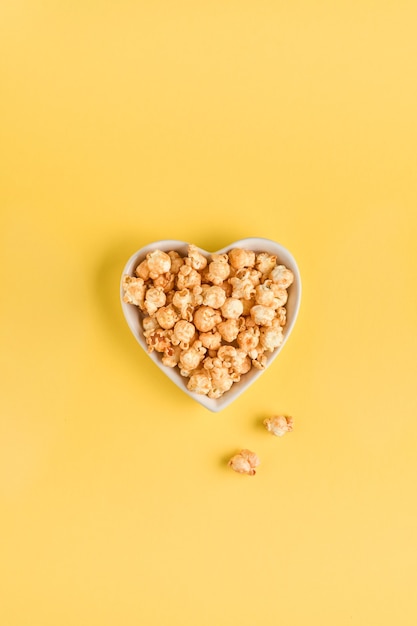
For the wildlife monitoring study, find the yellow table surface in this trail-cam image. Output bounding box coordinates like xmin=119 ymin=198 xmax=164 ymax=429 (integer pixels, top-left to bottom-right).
xmin=1 ymin=2 xmax=417 ymax=625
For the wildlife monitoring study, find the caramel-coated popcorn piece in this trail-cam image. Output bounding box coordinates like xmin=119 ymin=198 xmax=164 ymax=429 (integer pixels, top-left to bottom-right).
xmin=162 ymin=345 xmax=181 ymax=368
xmin=255 ymin=282 xmax=275 ymax=307
xmin=228 ymin=449 xmax=260 ymax=475
xmin=271 ymin=285 xmax=288 ymax=307
xmin=263 ymin=415 xmax=294 ymax=436
xmin=135 ymin=260 xmax=150 ymax=281
xmin=207 ymin=253 xmax=231 ymax=285
xmin=142 ymin=315 xmax=160 ymax=337
xmin=259 ymin=323 xmax=284 ymax=352
xmin=229 ymin=272 xmax=255 ymax=300
xmin=193 ymin=306 xmax=222 ymax=333
xmin=199 ymin=331 xmax=222 ymax=351
xmin=187 ymin=244 xmax=208 ymax=271
xmin=237 ymin=326 xmax=260 ymax=352
xmin=276 ymin=306 xmax=287 ymax=326
xmin=176 ymin=264 xmax=202 ymax=290
xmin=217 ymin=318 xmax=240 ymax=343
xmin=187 ymin=370 xmax=212 ymax=395
xmin=146 ymin=250 xmax=171 ymax=279
xmin=144 ymin=286 xmax=166 ymax=316
xmin=172 ymin=288 xmax=194 ymax=321
xmin=152 ymin=272 xmax=175 ymax=293
xmin=172 ymin=320 xmax=196 ymax=349
xmin=250 ymin=305 xmax=275 ymax=327
xmin=146 ymin=329 xmax=172 ymax=353
xmin=269 ymin=265 xmax=294 ymax=289
xmin=228 ymin=248 xmax=256 ymax=270
xmin=208 ymin=365 xmax=234 ymax=398
xmin=255 ymin=252 xmax=277 ymax=276
xmin=179 ymin=340 xmax=207 ymax=375
xmin=122 ymin=276 xmax=146 ymax=308
xmin=156 ymin=305 xmax=179 ymax=330
xmin=202 ymin=285 xmax=227 ymax=309
xmin=168 ymin=250 xmax=184 ymax=274
xmin=220 ymin=297 xmax=243 ymax=320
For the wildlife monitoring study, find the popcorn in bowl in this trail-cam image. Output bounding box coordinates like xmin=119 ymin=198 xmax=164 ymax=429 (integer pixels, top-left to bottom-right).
xmin=120 ymin=239 xmax=301 ymax=412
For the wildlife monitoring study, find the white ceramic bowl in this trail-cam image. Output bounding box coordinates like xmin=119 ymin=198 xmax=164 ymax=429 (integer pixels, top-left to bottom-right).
xmin=120 ymin=238 xmax=301 ymax=412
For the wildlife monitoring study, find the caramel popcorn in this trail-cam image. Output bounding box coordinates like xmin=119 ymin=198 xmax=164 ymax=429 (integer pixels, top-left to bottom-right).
xmin=263 ymin=415 xmax=294 ymax=436
xmin=228 ymin=449 xmax=260 ymax=475
xmin=135 ymin=260 xmax=150 ymax=281
xmin=122 ymin=244 xmax=295 ymax=399
xmin=146 ymin=250 xmax=171 ymax=279
xmin=228 ymin=248 xmax=256 ymax=270
xmin=172 ymin=320 xmax=196 ymax=349
xmin=221 ymin=297 xmax=244 ymax=320
xmin=259 ymin=322 xmax=284 ymax=352
xmin=156 ymin=305 xmax=179 ymax=329
xmin=255 ymin=252 xmax=277 ymax=276
xmin=217 ymin=318 xmax=240 ymax=343
xmin=250 ymin=305 xmax=276 ymax=327
xmin=202 ymin=285 xmax=226 ymax=309
xmin=122 ymin=276 xmax=146 ymax=307
xmin=207 ymin=254 xmax=231 ymax=285
xmin=269 ymin=265 xmax=294 ymax=289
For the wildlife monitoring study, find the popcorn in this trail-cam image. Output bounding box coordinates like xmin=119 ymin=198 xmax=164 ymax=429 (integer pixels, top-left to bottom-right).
xmin=232 ymin=268 xmax=259 ymax=292
xmin=199 ymin=331 xmax=222 ymax=350
xmin=269 ymin=265 xmax=294 ymax=289
xmin=202 ymin=285 xmax=226 ymax=309
xmin=122 ymin=276 xmax=146 ymax=308
xmin=207 ymin=253 xmax=231 ymax=285
xmin=259 ymin=322 xmax=284 ymax=352
xmin=161 ymin=345 xmax=181 ymax=368
xmin=228 ymin=449 xmax=260 ymax=476
xmin=208 ymin=365 xmax=234 ymax=398
xmin=270 ymin=284 xmax=288 ymax=307
xmin=146 ymin=329 xmax=172 ymax=353
xmin=217 ymin=318 xmax=240 ymax=343
xmin=276 ymin=306 xmax=287 ymax=326
xmin=187 ymin=370 xmax=212 ymax=395
xmin=251 ymin=351 xmax=267 ymax=370
xmin=156 ymin=305 xmax=179 ymax=329
xmin=193 ymin=306 xmax=222 ymax=332
xmin=179 ymin=340 xmax=206 ymax=375
xmin=230 ymin=349 xmax=251 ymax=376
xmin=142 ymin=315 xmax=160 ymax=336
xmin=255 ymin=252 xmax=277 ymax=276
xmin=172 ymin=320 xmax=196 ymax=349
xmin=122 ymin=243 xmax=295 ymax=399
xmin=255 ymin=281 xmax=275 ymax=307
xmin=176 ymin=264 xmax=202 ymax=290
xmin=228 ymin=248 xmax=256 ymax=270
xmin=146 ymin=250 xmax=171 ymax=279
xmin=152 ymin=272 xmax=175 ymax=293
xmin=263 ymin=415 xmax=294 ymax=436
xmin=187 ymin=244 xmax=208 ymax=271
xmin=250 ymin=305 xmax=276 ymax=327
xmin=143 ymin=286 xmax=166 ymax=316
xmin=135 ymin=260 xmax=150 ymax=281
xmin=221 ymin=297 xmax=244 ymax=320
xmin=168 ymin=250 xmax=184 ymax=274
xmin=237 ymin=327 xmax=260 ymax=352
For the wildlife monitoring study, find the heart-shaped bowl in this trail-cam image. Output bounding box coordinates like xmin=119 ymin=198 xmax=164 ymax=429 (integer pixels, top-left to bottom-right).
xmin=120 ymin=238 xmax=301 ymax=412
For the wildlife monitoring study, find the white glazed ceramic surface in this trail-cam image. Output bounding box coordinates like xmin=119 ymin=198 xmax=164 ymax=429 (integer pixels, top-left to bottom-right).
xmin=120 ymin=238 xmax=301 ymax=412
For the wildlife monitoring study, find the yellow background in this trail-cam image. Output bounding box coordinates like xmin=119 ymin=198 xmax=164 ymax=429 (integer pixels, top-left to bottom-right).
xmin=1 ymin=2 xmax=417 ymax=625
